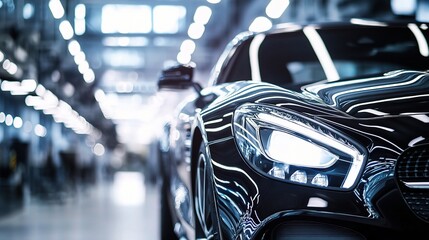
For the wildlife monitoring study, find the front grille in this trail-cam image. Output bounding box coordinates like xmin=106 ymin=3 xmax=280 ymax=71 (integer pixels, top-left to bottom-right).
xmin=396 ymin=144 xmax=429 ymax=222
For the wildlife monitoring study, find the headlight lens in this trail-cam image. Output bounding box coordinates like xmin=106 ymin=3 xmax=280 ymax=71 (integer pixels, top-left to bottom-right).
xmin=233 ymin=103 xmax=366 ymax=190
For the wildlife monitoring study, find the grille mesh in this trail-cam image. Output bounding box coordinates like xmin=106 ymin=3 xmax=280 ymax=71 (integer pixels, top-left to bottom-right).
xmin=396 ymin=145 xmax=429 ymax=222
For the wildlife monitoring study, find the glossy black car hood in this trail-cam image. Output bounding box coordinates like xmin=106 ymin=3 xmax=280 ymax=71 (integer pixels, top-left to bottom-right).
xmin=302 ymin=70 xmax=429 ymax=118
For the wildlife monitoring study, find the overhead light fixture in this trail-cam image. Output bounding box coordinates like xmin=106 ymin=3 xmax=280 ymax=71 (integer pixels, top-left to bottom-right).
xmin=74 ymin=4 xmax=86 ymax=35
xmin=188 ymin=22 xmax=205 ymax=39
xmin=49 ymin=0 xmax=65 ymax=19
xmin=59 ymin=20 xmax=74 ymax=40
xmin=266 ymin=0 xmax=289 ymax=19
xmin=180 ymin=39 xmax=196 ymax=55
xmin=194 ymin=6 xmax=212 ymax=25
xmin=249 ymin=16 xmax=272 ymax=32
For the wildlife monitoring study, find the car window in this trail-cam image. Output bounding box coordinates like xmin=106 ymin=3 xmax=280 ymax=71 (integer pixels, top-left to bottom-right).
xmin=218 ymin=25 xmax=429 ymax=87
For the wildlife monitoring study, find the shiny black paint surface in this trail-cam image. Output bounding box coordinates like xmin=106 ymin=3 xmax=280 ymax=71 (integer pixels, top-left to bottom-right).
xmin=160 ymin=22 xmax=429 ymax=239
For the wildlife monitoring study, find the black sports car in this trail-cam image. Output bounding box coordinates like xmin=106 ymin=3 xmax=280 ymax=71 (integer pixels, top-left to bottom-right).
xmin=157 ymin=20 xmax=429 ymax=239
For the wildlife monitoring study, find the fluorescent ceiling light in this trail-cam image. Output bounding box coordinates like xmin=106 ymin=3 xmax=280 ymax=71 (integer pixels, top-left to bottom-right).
xmin=68 ymin=40 xmax=81 ymax=56
xmin=188 ymin=22 xmax=205 ymax=39
xmin=101 ymin=5 xmax=151 ymax=34
xmin=180 ymin=39 xmax=196 ymax=55
xmin=49 ymin=0 xmax=65 ymax=19
xmin=59 ymin=20 xmax=74 ymax=40
xmin=153 ymin=5 xmax=186 ymax=34
xmin=249 ymin=16 xmax=272 ymax=32
xmin=194 ymin=6 xmax=212 ymax=25
xmin=266 ymin=0 xmax=289 ymax=19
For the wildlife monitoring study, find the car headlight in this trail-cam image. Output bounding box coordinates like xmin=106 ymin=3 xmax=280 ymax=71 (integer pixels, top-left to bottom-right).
xmin=233 ymin=103 xmax=366 ymax=190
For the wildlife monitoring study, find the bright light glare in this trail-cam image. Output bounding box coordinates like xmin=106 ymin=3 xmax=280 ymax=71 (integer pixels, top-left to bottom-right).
xmin=93 ymin=143 xmax=105 ymax=156
xmin=103 ymin=37 xmax=149 ymax=47
xmin=68 ymin=40 xmax=81 ymax=56
xmin=249 ymin=16 xmax=272 ymax=32
xmin=188 ymin=22 xmax=205 ymax=39
xmin=23 ymin=3 xmax=35 ymax=19
xmin=74 ymin=51 xmax=86 ymax=65
xmin=0 ymin=112 xmax=5 ymax=123
xmin=83 ymin=69 xmax=95 ymax=83
xmin=194 ymin=6 xmax=212 ymax=25
xmin=111 ymin=172 xmax=145 ymax=206
xmin=75 ymin=4 xmax=86 ymax=18
xmin=207 ymin=0 xmax=221 ymax=3
xmin=102 ymin=5 xmax=151 ymax=34
xmin=153 ymin=5 xmax=186 ymax=34
xmin=78 ymin=61 xmax=89 ymax=74
xmin=391 ymin=0 xmax=416 ymax=15
xmin=177 ymin=51 xmax=191 ymax=64
xmin=180 ymin=39 xmax=196 ymax=54
xmin=264 ymin=130 xmax=338 ymax=168
xmin=75 ymin=19 xmax=85 ymax=36
xmin=59 ymin=20 xmax=74 ymax=40
xmin=0 ymin=51 xmax=4 ymax=62
xmin=49 ymin=0 xmax=65 ymax=19
xmin=266 ymin=0 xmax=289 ymax=19
xmin=13 ymin=116 xmax=23 ymax=128
xmin=34 ymin=124 xmax=47 ymax=137
xmin=5 ymin=114 xmax=13 ymax=126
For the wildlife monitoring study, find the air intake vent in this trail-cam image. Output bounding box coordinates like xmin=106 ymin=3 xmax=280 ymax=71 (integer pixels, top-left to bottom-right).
xmin=396 ymin=144 xmax=429 ymax=222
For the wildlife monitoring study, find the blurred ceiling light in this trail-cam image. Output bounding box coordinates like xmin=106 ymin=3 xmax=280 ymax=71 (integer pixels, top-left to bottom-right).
xmin=194 ymin=6 xmax=212 ymax=25
xmin=23 ymin=3 xmax=35 ymax=19
xmin=49 ymin=0 xmax=64 ymax=19
xmin=13 ymin=116 xmax=23 ymax=129
xmin=74 ymin=51 xmax=86 ymax=65
xmin=83 ymin=69 xmax=95 ymax=83
xmin=101 ymin=5 xmax=151 ymax=34
xmin=188 ymin=22 xmax=205 ymax=39
xmin=115 ymin=81 xmax=134 ymax=93
xmin=266 ymin=0 xmax=289 ymax=19
xmin=94 ymin=89 xmax=106 ymax=102
xmin=63 ymin=82 xmax=75 ymax=97
xmin=74 ymin=19 xmax=85 ymax=36
xmin=0 ymin=112 xmax=5 ymax=123
xmin=68 ymin=40 xmax=81 ymax=56
xmin=177 ymin=51 xmax=191 ymax=64
xmin=408 ymin=23 xmax=429 ymax=57
xmin=3 ymin=59 xmax=18 ymax=75
xmin=102 ymin=49 xmax=144 ymax=67
xmin=0 ymin=51 xmax=4 ymax=62
xmin=35 ymin=84 xmax=46 ymax=96
xmin=75 ymin=4 xmax=86 ymax=18
xmin=153 ymin=5 xmax=186 ymax=34
xmin=93 ymin=143 xmax=105 ymax=156
xmin=391 ymin=0 xmax=416 ymax=15
xmin=59 ymin=20 xmax=74 ymax=40
xmin=78 ymin=60 xmax=90 ymax=74
xmin=34 ymin=124 xmax=47 ymax=137
xmin=5 ymin=114 xmax=13 ymax=126
xmin=249 ymin=16 xmax=272 ymax=32
xmin=303 ymin=26 xmax=339 ymax=81
xmin=102 ymin=37 xmax=149 ymax=47
xmin=180 ymin=39 xmax=196 ymax=55
xmin=207 ymin=0 xmax=221 ymax=4
xmin=1 ymin=79 xmax=36 ymax=94
xmin=74 ymin=4 xmax=86 ymax=35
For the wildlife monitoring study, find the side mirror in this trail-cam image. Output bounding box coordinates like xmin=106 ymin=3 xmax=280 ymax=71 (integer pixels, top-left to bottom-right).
xmin=158 ymin=63 xmax=196 ymax=90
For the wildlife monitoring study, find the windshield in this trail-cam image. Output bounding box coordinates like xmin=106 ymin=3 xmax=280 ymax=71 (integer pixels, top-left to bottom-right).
xmin=223 ymin=23 xmax=429 ymax=87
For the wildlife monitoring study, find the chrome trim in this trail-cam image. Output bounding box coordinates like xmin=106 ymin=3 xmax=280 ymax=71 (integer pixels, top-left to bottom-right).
xmin=402 ymin=181 xmax=429 ymax=189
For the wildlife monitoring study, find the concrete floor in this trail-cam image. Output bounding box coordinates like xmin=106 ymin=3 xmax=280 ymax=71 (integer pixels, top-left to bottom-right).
xmin=0 ymin=171 xmax=160 ymax=240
